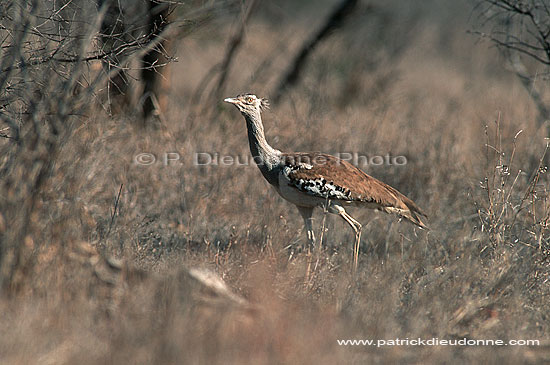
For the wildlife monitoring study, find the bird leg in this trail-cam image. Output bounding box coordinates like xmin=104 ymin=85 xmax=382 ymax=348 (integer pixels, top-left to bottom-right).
xmin=297 ymin=206 xmax=315 ymax=249
xmin=344 ymin=213 xmax=362 ymax=272
xmin=329 ymin=204 xmax=363 ymax=271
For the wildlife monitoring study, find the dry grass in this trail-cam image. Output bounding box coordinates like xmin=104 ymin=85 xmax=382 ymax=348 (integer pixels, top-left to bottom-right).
xmin=1 ymin=0 xmax=550 ymax=363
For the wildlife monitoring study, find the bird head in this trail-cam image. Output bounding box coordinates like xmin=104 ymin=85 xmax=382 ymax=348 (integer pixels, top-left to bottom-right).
xmin=224 ymin=93 xmax=269 ymax=116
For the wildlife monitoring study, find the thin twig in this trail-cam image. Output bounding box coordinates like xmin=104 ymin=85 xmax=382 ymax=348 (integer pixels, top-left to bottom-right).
xmin=106 ymin=183 xmax=123 ymax=239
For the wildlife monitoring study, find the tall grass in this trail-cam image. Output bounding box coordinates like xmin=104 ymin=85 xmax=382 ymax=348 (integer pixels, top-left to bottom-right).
xmin=1 ymin=0 xmax=549 ymax=363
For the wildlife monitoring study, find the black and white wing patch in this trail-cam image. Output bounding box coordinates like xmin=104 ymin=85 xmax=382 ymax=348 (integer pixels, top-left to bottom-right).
xmin=282 ymin=163 xmax=354 ymax=201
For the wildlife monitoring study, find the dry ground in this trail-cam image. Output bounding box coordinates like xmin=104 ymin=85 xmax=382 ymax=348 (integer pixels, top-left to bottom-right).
xmin=1 ymin=0 xmax=550 ymax=363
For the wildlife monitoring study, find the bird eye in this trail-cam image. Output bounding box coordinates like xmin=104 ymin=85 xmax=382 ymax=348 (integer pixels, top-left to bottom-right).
xmin=246 ymin=97 xmax=254 ymax=103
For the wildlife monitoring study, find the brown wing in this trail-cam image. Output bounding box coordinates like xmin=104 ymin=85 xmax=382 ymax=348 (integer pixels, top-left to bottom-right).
xmin=281 ymin=152 xmax=427 ymax=228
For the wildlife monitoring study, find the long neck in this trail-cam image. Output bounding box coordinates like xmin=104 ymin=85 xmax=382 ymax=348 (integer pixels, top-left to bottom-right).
xmin=243 ymin=110 xmax=281 ymax=185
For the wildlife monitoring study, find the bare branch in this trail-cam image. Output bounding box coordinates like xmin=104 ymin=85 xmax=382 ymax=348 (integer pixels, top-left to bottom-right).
xmin=213 ymin=0 xmax=258 ymax=101
xmin=472 ymin=0 xmax=550 ymax=129
xmin=272 ymin=0 xmax=361 ymax=103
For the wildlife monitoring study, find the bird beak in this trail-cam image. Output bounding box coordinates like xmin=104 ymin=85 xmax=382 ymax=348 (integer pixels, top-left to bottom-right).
xmin=224 ymin=97 xmax=238 ymax=104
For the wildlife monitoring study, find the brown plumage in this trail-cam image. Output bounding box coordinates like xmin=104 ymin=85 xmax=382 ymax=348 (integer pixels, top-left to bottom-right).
xmin=224 ymin=93 xmax=427 ymax=269
xmin=282 ymin=152 xmax=427 ymax=229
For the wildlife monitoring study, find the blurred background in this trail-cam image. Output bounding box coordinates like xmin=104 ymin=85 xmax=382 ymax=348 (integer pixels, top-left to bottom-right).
xmin=1 ymin=0 xmax=550 ymax=363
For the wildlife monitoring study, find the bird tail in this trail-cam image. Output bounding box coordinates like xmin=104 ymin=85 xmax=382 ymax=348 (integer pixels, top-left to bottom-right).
xmin=382 ymin=203 xmax=428 ymax=230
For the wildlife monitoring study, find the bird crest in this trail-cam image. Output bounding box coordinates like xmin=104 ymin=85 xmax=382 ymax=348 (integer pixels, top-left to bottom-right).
xmin=259 ymin=97 xmax=269 ymax=111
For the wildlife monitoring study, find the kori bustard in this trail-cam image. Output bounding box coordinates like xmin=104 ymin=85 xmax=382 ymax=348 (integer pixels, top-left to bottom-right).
xmin=224 ymin=93 xmax=427 ymax=268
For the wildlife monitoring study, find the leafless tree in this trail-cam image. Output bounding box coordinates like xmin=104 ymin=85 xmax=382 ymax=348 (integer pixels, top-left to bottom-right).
xmin=0 ymin=0 xmax=232 ymax=293
xmin=98 ymin=0 xmax=175 ymax=121
xmin=473 ymin=0 xmax=550 ymax=126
